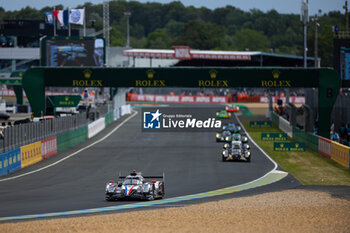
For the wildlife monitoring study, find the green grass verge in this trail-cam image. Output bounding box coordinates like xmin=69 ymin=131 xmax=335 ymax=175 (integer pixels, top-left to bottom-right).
xmin=242 ymin=121 xmax=350 ymax=185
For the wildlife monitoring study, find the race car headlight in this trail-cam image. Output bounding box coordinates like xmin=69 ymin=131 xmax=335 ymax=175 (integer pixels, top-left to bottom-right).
xmin=225 ymin=106 xmax=229 ymax=110
xmin=223 ymin=143 xmax=229 ymax=149
xmin=225 ymin=136 xmax=230 ymax=141
xmin=223 ymin=126 xmax=227 ymax=130
xmin=222 ymin=150 xmax=228 ymax=157
xmin=246 ymin=144 xmax=250 ymax=149
xmin=247 ymin=151 xmax=251 ymax=156
xmin=216 ymin=133 xmax=220 ymax=138
xmin=236 ymin=106 xmax=240 ymax=111
xmin=237 ymin=126 xmax=241 ymax=131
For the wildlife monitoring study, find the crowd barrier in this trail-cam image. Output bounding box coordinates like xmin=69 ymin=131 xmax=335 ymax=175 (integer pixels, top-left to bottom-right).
xmin=260 ymin=96 xmax=305 ymax=104
xmin=271 ymin=111 xmax=350 ymax=168
xmin=331 ymin=141 xmax=350 ymax=168
xmin=129 ymin=94 xmax=228 ymax=104
xmin=318 ymin=136 xmax=332 ymax=159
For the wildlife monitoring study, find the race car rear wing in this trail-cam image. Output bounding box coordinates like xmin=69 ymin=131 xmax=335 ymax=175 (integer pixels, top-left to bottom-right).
xmin=118 ymin=172 xmax=165 ymax=181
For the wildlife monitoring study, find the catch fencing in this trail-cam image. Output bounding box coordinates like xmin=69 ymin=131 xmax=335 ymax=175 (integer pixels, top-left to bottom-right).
xmin=0 ymin=113 xmax=88 ymax=153
xmin=0 ymin=103 xmax=131 ymax=177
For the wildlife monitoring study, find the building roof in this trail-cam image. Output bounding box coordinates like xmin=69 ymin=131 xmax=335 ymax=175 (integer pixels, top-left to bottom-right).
xmin=122 ymin=47 xmax=315 ymax=62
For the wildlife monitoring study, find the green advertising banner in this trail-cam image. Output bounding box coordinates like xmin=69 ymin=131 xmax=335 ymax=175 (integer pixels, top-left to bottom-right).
xmin=0 ymin=78 xmax=22 ymax=85
xmin=249 ymin=121 xmax=272 ymax=128
xmin=47 ymin=95 xmax=82 ymax=107
xmin=261 ymin=133 xmax=288 ymax=141
xmin=273 ymin=142 xmax=306 ymax=152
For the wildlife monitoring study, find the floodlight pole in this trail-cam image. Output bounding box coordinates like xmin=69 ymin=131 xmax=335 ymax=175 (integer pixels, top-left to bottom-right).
xmin=124 ymin=12 xmax=131 ymax=48
xmin=301 ymin=0 xmax=309 ymax=68
xmin=344 ymin=0 xmax=349 ymax=32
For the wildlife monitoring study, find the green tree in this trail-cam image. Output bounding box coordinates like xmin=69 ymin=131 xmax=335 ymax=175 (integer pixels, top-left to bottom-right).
xmin=164 ymin=19 xmax=184 ymax=37
xmin=174 ymin=20 xmax=226 ymax=50
xmin=145 ymin=29 xmax=172 ymax=49
xmin=230 ymin=28 xmax=270 ymax=51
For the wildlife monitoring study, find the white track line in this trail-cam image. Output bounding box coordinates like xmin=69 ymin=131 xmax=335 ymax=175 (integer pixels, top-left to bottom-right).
xmin=235 ymin=114 xmax=278 ymax=172
xmin=0 ymin=111 xmax=138 ymax=182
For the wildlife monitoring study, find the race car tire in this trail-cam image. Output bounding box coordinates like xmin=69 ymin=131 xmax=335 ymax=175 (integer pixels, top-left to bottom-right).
xmin=222 ymin=154 xmax=226 ymax=162
xmin=105 ymin=194 xmax=114 ymax=201
xmin=246 ymin=156 xmax=251 ymax=162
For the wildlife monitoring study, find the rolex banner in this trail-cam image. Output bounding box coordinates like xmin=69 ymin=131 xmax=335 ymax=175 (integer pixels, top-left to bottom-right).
xmin=69 ymin=9 xmax=85 ymax=25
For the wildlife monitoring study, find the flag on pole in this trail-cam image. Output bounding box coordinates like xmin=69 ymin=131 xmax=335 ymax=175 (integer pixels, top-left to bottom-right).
xmin=69 ymin=9 xmax=85 ymax=25
xmin=53 ymin=10 xmax=69 ymax=26
xmin=44 ymin=11 xmax=54 ymax=25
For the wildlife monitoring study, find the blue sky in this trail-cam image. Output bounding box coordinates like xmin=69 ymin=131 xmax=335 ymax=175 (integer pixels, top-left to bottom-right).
xmin=0 ymin=0 xmax=344 ymax=15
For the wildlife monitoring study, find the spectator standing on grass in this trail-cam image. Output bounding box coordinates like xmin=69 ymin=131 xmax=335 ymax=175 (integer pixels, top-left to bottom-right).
xmin=339 ymin=124 xmax=347 ymax=144
xmin=331 ymin=131 xmax=340 ymax=142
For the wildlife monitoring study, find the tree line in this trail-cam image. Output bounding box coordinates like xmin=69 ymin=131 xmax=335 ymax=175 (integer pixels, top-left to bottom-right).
xmin=0 ymin=0 xmax=346 ymax=67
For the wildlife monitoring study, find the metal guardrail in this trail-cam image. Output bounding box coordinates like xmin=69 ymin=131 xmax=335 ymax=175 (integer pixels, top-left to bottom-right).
xmin=0 ymin=103 xmax=112 ymax=153
xmin=334 ymin=31 xmax=350 ymax=39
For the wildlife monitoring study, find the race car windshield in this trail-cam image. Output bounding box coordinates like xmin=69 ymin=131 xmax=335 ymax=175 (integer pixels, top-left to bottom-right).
xmin=123 ymin=178 xmax=141 ymax=185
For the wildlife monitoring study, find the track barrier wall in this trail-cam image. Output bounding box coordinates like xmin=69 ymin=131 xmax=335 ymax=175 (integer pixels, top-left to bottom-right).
xmin=41 ymin=137 xmax=57 ymax=159
xmin=293 ymin=127 xmax=319 ymax=153
xmin=57 ymin=126 xmax=88 ymax=152
xmin=271 ymin=112 xmax=280 ymax=128
xmin=88 ymin=118 xmax=105 ymax=139
xmin=279 ymin=116 xmax=293 ymax=138
xmin=0 ymin=148 xmax=21 ymax=176
xmin=0 ymin=103 xmax=132 ymax=177
xmin=271 ymin=111 xmax=350 ymax=169
xmin=105 ymin=112 xmax=114 ymax=126
xmin=128 ymin=93 xmax=305 ymax=104
xmin=21 ymin=141 xmax=42 ymax=168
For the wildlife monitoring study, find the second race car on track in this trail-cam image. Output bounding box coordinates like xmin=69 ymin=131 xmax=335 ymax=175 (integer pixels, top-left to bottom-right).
xmin=223 ymin=123 xmax=241 ymax=133
xmin=216 ymin=130 xmax=232 ymax=142
xmin=225 ymin=104 xmax=240 ymax=113
xmin=105 ymin=170 xmax=165 ymax=201
xmin=216 ymin=110 xmax=231 ymax=119
xmin=222 ymin=140 xmax=251 ymax=162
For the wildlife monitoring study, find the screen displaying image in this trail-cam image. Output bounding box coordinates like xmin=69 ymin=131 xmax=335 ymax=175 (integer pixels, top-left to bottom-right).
xmin=45 ymin=38 xmax=104 ymax=67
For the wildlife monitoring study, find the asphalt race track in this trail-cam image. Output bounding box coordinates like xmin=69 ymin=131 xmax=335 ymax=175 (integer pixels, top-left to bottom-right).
xmin=0 ymin=105 xmax=281 ymax=218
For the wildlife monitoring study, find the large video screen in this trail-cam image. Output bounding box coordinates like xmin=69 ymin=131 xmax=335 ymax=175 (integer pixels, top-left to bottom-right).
xmin=42 ymin=37 xmax=105 ymax=67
